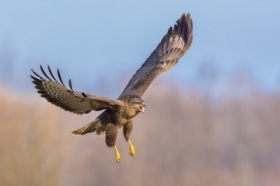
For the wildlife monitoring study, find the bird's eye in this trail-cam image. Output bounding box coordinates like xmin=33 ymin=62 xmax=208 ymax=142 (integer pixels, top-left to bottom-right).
xmin=136 ymin=102 xmax=140 ymax=105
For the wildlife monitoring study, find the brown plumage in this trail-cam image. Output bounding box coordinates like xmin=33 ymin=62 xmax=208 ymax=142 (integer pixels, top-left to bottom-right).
xmin=31 ymin=13 xmax=193 ymax=162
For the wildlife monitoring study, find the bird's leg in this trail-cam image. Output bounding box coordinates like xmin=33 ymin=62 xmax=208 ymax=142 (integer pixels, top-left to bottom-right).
xmin=114 ymin=146 xmax=121 ymax=163
xmin=123 ymin=121 xmax=135 ymax=157
xmin=106 ymin=124 xmax=120 ymax=163
xmin=128 ymin=140 xmax=136 ymax=157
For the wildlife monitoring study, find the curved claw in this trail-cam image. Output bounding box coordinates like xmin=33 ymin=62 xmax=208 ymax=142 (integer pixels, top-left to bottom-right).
xmin=114 ymin=146 xmax=121 ymax=163
xmin=128 ymin=140 xmax=136 ymax=157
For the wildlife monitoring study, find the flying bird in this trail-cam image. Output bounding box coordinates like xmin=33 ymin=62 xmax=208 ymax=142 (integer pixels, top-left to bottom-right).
xmin=31 ymin=13 xmax=193 ymax=162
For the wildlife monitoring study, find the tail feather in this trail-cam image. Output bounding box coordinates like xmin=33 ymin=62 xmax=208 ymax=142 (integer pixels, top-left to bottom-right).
xmin=72 ymin=119 xmax=100 ymax=135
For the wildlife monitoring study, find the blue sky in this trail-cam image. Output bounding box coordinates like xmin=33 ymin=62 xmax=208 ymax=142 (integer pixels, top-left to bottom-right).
xmin=0 ymin=0 xmax=279 ymax=96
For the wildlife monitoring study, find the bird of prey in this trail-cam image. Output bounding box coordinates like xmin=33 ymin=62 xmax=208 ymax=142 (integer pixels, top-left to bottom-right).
xmin=31 ymin=13 xmax=193 ymax=162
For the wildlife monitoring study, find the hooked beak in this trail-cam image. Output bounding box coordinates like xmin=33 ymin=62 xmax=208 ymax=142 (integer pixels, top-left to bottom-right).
xmin=139 ymin=104 xmax=146 ymax=113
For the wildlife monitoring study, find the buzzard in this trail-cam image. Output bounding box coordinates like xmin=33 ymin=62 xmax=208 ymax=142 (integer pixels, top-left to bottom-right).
xmin=31 ymin=13 xmax=193 ymax=162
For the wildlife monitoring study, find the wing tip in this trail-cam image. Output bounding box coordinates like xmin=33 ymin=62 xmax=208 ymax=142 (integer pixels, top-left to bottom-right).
xmin=57 ymin=68 xmax=66 ymax=87
xmin=82 ymin=92 xmax=87 ymax=97
xmin=69 ymin=79 xmax=74 ymax=92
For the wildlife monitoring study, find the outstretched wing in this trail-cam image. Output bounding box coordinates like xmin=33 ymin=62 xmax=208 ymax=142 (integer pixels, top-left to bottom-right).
xmin=31 ymin=66 xmax=124 ymax=115
xmin=120 ymin=13 xmax=193 ymax=97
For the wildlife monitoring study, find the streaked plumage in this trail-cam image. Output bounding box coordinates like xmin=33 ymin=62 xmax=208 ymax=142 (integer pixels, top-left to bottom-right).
xmin=31 ymin=13 xmax=193 ymax=162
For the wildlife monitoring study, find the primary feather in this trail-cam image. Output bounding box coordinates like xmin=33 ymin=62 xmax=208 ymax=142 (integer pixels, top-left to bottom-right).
xmin=120 ymin=13 xmax=193 ymax=97
xmin=31 ymin=66 xmax=123 ymax=115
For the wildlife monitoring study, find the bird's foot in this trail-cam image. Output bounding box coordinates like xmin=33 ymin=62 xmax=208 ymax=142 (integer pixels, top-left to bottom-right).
xmin=128 ymin=140 xmax=136 ymax=157
xmin=114 ymin=146 xmax=121 ymax=163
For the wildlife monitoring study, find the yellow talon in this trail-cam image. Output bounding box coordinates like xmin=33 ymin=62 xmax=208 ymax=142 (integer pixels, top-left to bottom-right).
xmin=128 ymin=140 xmax=136 ymax=157
xmin=114 ymin=146 xmax=121 ymax=163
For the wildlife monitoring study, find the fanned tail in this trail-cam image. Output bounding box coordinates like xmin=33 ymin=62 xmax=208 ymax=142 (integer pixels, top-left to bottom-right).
xmin=72 ymin=119 xmax=100 ymax=135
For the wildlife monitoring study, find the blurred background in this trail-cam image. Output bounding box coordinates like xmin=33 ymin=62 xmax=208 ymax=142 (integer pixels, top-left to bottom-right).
xmin=1 ymin=0 xmax=280 ymax=185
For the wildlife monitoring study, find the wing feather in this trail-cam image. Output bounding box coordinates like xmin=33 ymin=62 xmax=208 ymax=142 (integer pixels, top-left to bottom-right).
xmin=120 ymin=13 xmax=193 ymax=97
xmin=31 ymin=66 xmax=123 ymax=114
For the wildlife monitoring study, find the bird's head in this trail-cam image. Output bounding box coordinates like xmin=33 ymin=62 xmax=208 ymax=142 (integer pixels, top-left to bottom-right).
xmin=136 ymin=101 xmax=146 ymax=113
xmin=129 ymin=96 xmax=146 ymax=113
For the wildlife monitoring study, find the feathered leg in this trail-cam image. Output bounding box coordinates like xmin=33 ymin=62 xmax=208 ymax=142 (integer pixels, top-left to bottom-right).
xmin=123 ymin=121 xmax=135 ymax=157
xmin=106 ymin=124 xmax=120 ymax=162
